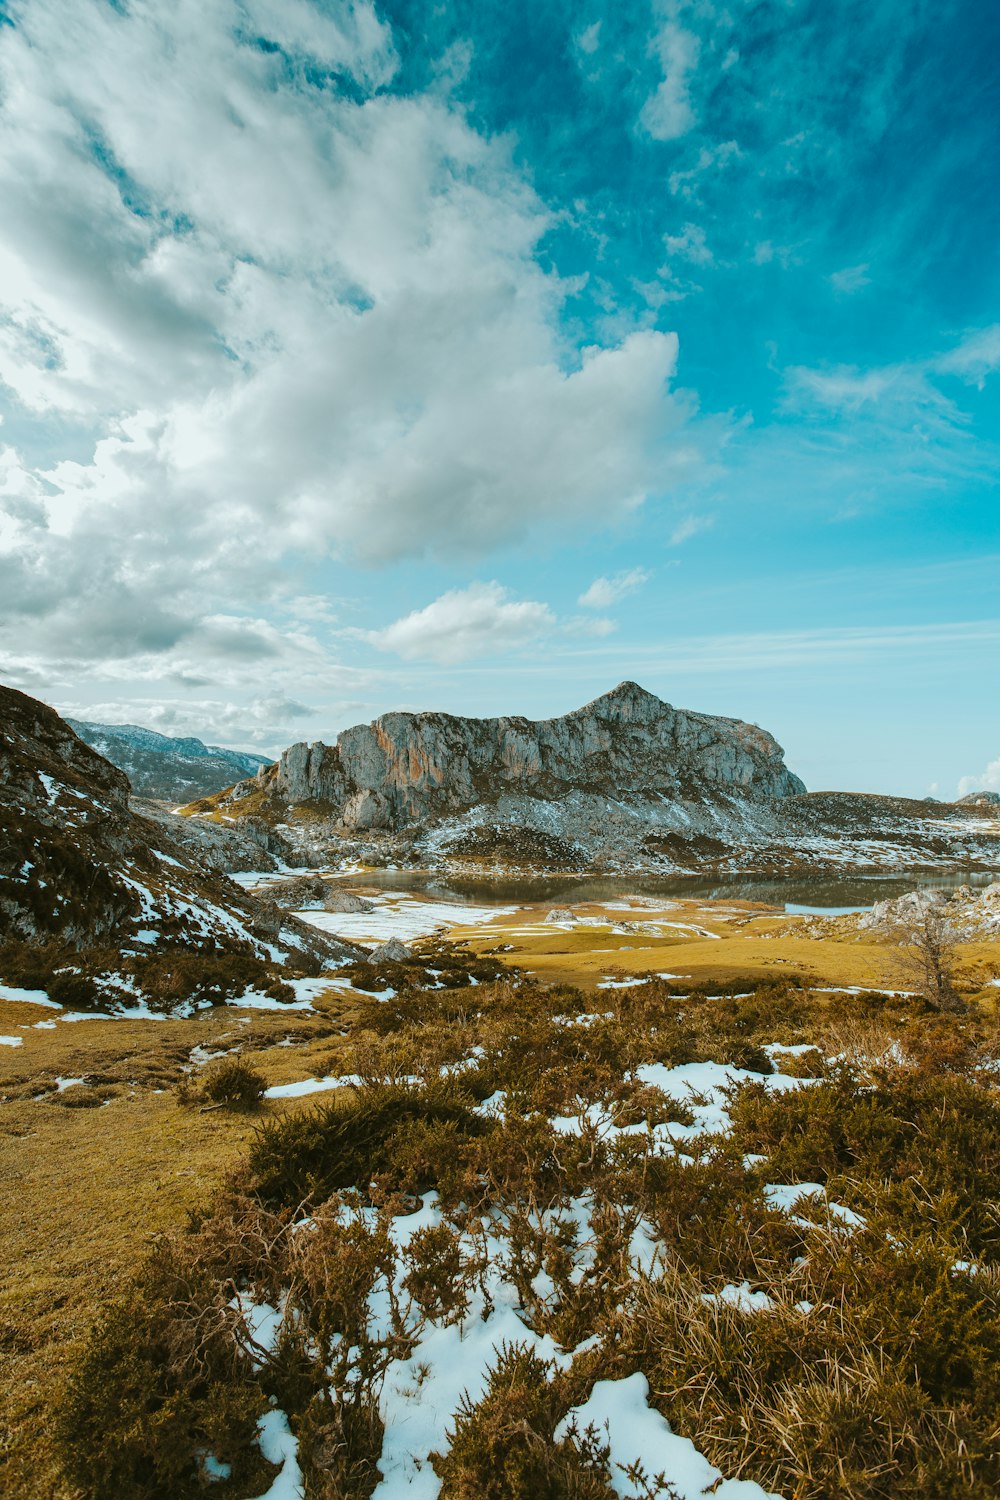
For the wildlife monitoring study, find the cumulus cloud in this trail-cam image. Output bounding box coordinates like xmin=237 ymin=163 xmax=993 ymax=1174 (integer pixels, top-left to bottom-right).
xmin=0 ymin=0 xmax=703 ymax=687
xmin=958 ymin=757 xmax=1000 ymax=798
xmin=365 ymin=582 xmax=555 ymax=664
xmin=578 ymin=568 xmax=651 ymax=609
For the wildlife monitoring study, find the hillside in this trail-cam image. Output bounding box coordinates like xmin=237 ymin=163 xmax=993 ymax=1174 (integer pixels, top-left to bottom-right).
xmin=0 ymin=684 xmax=358 ymax=1013
xmin=67 ymin=717 xmax=272 ymax=801
xmin=201 ymin=682 xmax=1000 ymax=875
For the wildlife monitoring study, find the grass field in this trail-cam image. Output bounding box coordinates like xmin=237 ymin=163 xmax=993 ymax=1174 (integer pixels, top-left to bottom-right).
xmin=2 ymin=892 xmax=998 ymax=1496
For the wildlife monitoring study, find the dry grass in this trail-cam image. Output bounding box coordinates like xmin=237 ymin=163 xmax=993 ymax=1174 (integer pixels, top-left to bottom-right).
xmin=0 ymin=995 xmax=366 ymax=1496
xmin=447 ymin=897 xmax=928 ymax=992
xmin=3 ymin=896 xmax=999 ymax=1495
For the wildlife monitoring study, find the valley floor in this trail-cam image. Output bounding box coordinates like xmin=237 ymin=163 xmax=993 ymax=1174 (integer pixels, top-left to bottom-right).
xmin=2 ymin=886 xmax=999 ymax=1497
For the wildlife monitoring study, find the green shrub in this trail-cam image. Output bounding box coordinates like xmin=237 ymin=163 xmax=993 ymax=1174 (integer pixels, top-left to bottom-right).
xmin=57 ymin=1267 xmax=269 ymax=1499
xmin=202 ymin=1056 xmax=267 ymax=1108
xmin=432 ymin=1343 xmax=619 ymax=1500
xmin=246 ymin=1081 xmax=490 ymax=1207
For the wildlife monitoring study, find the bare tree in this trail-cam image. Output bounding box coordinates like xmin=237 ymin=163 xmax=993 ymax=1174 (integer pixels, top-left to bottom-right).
xmin=896 ymin=906 xmax=965 ymax=1012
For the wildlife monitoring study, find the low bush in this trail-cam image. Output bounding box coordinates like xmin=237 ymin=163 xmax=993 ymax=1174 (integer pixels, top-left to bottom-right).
xmin=201 ymin=1056 xmax=267 ymax=1108
xmin=432 ymin=1343 xmax=620 ymax=1499
xmin=246 ymin=1080 xmax=491 ymax=1207
xmin=57 ymin=1261 xmax=269 ymax=1499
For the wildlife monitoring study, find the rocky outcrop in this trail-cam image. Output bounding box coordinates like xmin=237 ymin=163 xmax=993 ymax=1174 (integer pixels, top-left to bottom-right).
xmin=0 ymin=684 xmax=360 ymax=1012
xmin=134 ymin=798 xmax=298 ymax=873
xmin=208 ymin=684 xmax=1000 ymax=876
xmin=261 ymin=682 xmax=805 ymax=832
xmin=67 ymin=718 xmax=272 ymax=801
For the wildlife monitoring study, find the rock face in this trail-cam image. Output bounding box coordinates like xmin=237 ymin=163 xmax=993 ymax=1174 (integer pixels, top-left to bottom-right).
xmin=264 ymin=682 xmax=805 ymax=831
xmin=134 ymin=797 xmax=298 ymax=873
xmin=211 ymin=683 xmax=1000 ymax=876
xmin=67 ymin=718 xmax=272 ymax=802
xmin=0 ymin=684 xmax=359 ymax=1012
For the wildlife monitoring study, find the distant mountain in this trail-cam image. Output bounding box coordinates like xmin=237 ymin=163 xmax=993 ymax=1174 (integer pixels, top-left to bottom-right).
xmin=67 ymin=718 xmax=272 ymax=802
xmin=0 ymin=685 xmax=356 ymax=1013
xmin=956 ymin=790 xmax=1000 ymax=808
xmin=202 ymin=681 xmax=1000 ymax=876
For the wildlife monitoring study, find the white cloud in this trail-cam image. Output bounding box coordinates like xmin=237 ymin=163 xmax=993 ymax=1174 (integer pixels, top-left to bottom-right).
xmin=639 ymin=21 xmax=699 ymax=141
xmin=663 ymin=223 xmax=713 ymax=265
xmin=578 ymin=568 xmax=651 ymax=609
xmin=577 ymin=21 xmax=602 ymax=55
xmin=830 ymin=263 xmax=871 ymax=294
xmin=0 ymin=0 xmax=704 ymax=682
xmin=365 ymin=582 xmax=555 ymax=664
xmin=669 ymin=514 xmax=711 ymax=545
xmin=935 ymin=325 xmax=1000 ymax=390
xmin=668 ymin=140 xmax=740 ymax=199
xmin=958 ymin=756 xmax=1000 ymax=798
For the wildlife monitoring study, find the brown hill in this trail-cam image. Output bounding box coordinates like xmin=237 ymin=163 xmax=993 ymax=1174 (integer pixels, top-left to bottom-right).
xmin=0 ymin=684 xmax=358 ymax=1013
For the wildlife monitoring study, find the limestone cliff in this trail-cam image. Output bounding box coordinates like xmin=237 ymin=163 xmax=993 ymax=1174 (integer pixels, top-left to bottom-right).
xmin=258 ymin=682 xmax=805 ymax=832
xmin=206 ymin=683 xmax=1000 ymax=874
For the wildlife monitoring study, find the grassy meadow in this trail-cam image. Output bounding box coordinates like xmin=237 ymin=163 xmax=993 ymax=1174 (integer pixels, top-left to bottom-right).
xmin=2 ymin=893 xmax=999 ymax=1497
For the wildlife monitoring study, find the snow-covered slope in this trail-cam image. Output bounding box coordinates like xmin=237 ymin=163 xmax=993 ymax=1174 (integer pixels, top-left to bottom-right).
xmin=0 ymin=684 xmax=359 ymax=1013
xmin=67 ymin=718 xmax=271 ymax=801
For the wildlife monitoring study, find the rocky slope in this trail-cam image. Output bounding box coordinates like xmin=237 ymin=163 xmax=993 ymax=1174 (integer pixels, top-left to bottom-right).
xmin=67 ymin=718 xmax=272 ymax=801
xmin=0 ymin=685 xmax=359 ymax=1013
xmin=203 ymin=682 xmax=1000 ymax=876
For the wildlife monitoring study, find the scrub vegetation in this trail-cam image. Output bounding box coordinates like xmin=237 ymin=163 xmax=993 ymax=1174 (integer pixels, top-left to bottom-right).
xmin=53 ymin=971 xmax=1000 ymax=1499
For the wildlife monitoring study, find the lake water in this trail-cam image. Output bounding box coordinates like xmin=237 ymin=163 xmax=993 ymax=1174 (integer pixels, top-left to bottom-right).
xmin=333 ymin=867 xmax=998 ymax=915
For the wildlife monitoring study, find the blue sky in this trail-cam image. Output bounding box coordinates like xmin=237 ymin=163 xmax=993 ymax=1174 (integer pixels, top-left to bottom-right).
xmin=0 ymin=0 xmax=997 ymax=797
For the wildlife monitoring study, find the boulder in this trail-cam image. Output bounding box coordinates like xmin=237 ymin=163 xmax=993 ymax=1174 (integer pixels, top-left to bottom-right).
xmin=323 ymin=890 xmax=376 ymax=913
xmin=368 ymin=938 xmax=412 ymax=963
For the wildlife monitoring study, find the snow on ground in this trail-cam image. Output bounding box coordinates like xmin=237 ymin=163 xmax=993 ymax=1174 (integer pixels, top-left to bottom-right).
xmin=264 ymin=1075 xmax=359 ymax=1099
xmin=556 ymin=1372 xmax=780 ymax=1500
xmin=255 ymin=1409 xmax=304 ymax=1499
xmin=0 ymin=984 xmax=60 ymax=1008
xmin=0 ymin=1034 xmax=23 ymax=1046
xmin=233 ymin=1175 xmax=787 ymax=1500
xmin=299 ymin=892 xmax=520 ymax=944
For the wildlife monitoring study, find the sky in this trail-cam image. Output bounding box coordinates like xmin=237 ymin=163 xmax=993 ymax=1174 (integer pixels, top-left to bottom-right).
xmin=0 ymin=0 xmax=997 ymax=799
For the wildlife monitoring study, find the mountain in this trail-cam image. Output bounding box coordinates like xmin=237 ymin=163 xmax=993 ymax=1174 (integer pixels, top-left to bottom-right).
xmin=0 ymin=685 xmax=358 ymax=1013
xmin=202 ymin=681 xmax=1000 ymax=875
xmin=957 ymin=790 xmax=1000 ymax=808
xmin=263 ymin=680 xmax=805 ymax=823
xmin=66 ymin=718 xmax=272 ymax=802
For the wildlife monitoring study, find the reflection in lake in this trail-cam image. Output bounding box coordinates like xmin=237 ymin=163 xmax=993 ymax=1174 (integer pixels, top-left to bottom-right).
xmin=332 ymin=867 xmax=998 ymax=914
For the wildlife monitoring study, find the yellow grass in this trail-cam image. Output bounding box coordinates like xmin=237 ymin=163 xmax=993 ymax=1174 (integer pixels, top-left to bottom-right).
xmin=2 ymin=895 xmax=998 ymax=1494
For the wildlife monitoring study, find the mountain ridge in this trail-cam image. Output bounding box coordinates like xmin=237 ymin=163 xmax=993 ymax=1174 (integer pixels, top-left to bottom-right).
xmin=67 ymin=717 xmax=272 ymax=802
xmin=196 ymin=681 xmax=1000 ymax=876
xmin=255 ymin=680 xmax=806 ymax=833
xmin=0 ymin=684 xmax=356 ymax=1013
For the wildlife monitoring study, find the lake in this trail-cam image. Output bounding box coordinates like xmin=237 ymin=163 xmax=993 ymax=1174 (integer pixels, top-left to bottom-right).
xmin=332 ymin=867 xmax=998 ymax=915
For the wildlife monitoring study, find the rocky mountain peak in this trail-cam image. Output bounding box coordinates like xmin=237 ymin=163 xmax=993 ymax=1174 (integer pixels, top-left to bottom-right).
xmin=257 ymin=682 xmax=805 ymax=836
xmin=568 ymin=680 xmax=668 ymax=724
